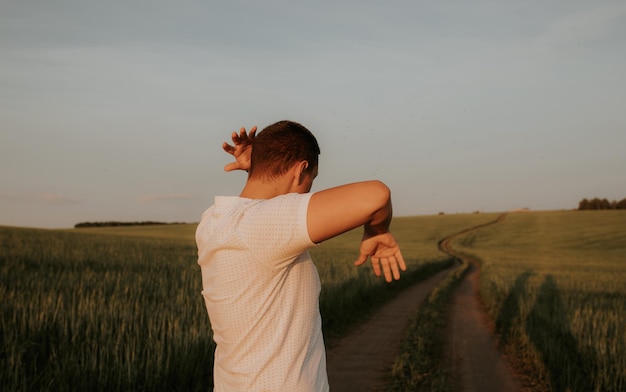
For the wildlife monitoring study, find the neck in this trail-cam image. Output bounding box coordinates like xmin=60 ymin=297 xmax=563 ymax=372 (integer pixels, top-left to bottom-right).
xmin=239 ymin=177 xmax=292 ymax=199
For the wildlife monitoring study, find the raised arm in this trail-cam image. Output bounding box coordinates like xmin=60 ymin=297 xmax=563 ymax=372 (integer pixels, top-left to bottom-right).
xmin=307 ymin=181 xmax=406 ymax=282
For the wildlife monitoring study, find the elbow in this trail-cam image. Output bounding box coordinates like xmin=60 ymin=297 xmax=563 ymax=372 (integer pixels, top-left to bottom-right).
xmin=363 ymin=181 xmax=392 ymax=233
xmin=371 ymin=180 xmax=391 ymax=204
xmin=366 ymin=180 xmax=391 ymax=213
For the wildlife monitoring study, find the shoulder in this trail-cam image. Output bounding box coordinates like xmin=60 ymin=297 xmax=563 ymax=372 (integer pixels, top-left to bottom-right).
xmin=258 ymin=192 xmax=313 ymax=212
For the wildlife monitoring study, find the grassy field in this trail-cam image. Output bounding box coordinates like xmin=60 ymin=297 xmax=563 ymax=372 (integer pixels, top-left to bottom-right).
xmin=451 ymin=210 xmax=626 ymax=392
xmin=8 ymin=211 xmax=620 ymax=391
xmin=1 ymin=213 xmax=493 ymax=391
xmin=1 ymin=226 xmax=211 ymax=391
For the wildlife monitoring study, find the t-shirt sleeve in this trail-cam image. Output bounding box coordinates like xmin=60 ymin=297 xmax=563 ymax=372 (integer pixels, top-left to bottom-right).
xmin=238 ymin=192 xmax=316 ymax=269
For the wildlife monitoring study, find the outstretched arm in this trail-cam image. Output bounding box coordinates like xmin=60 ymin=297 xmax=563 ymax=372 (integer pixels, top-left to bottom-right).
xmin=307 ymin=181 xmax=406 ymax=282
xmin=222 ymin=126 xmax=257 ymax=172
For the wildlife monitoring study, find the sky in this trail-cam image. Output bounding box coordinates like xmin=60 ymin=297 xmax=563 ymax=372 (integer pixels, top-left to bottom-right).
xmin=1 ymin=0 xmax=625 ymax=229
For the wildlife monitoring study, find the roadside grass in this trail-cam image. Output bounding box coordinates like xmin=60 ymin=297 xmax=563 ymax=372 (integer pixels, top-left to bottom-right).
xmin=452 ymin=210 xmax=626 ymax=392
xmin=386 ymin=258 xmax=469 ymax=392
xmin=0 ymin=214 xmax=494 ymax=391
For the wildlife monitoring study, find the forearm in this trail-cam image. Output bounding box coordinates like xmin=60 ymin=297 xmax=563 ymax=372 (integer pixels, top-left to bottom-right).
xmin=354 ymin=186 xmax=405 ymax=283
xmin=363 ymin=191 xmax=393 ymax=237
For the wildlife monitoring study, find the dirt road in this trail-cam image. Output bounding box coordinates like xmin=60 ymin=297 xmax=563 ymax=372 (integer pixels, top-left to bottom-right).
xmin=326 ymin=214 xmax=527 ymax=391
xmin=326 ymin=266 xmax=455 ymax=391
xmin=440 ymin=214 xmax=526 ymax=392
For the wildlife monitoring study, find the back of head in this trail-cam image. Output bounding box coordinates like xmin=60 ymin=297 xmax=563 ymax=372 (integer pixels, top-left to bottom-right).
xmin=249 ymin=120 xmax=320 ymax=180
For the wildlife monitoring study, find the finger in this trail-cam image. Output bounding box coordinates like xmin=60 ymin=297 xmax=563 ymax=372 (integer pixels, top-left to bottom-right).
xmin=224 ymin=162 xmax=237 ymax=172
xmin=222 ymin=142 xmax=235 ymax=154
xmin=380 ymin=257 xmax=392 ymax=283
xmin=354 ymin=253 xmax=368 ymax=266
xmin=239 ymin=127 xmax=248 ymax=141
xmin=396 ymin=251 xmax=407 ymax=271
xmin=390 ymin=256 xmax=401 ymax=280
xmin=371 ymin=257 xmax=382 ymax=277
xmin=249 ymin=126 xmax=257 ymax=138
xmin=231 ymin=131 xmax=241 ymax=144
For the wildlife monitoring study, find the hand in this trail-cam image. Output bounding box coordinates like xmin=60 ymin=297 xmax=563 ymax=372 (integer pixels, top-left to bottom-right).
xmin=354 ymin=232 xmax=407 ymax=283
xmin=222 ymin=126 xmax=257 ymax=172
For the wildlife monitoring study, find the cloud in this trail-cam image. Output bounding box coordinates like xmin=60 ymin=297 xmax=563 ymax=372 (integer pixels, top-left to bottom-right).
xmin=40 ymin=193 xmax=82 ymax=205
xmin=0 ymin=192 xmax=81 ymax=205
xmin=538 ymin=3 xmax=626 ymax=47
xmin=138 ymin=193 xmax=193 ymax=202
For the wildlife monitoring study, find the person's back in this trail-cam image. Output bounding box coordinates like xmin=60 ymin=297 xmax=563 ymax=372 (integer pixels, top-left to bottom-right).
xmin=196 ymin=121 xmax=405 ymax=391
xmin=196 ymin=193 xmax=327 ymax=391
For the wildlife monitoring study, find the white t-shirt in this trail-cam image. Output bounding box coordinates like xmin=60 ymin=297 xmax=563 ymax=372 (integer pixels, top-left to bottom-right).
xmin=195 ymin=192 xmax=329 ymax=392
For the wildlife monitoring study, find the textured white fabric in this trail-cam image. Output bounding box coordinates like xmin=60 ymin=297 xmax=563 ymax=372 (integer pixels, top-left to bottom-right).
xmin=196 ymin=192 xmax=329 ymax=392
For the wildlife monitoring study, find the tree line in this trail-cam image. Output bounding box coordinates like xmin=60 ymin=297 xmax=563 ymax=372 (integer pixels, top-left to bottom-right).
xmin=74 ymin=221 xmax=189 ymax=228
xmin=578 ymin=197 xmax=626 ymax=210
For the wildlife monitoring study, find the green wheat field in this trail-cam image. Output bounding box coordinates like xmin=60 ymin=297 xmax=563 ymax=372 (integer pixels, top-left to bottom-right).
xmin=452 ymin=210 xmax=626 ymax=392
xmin=1 ymin=210 xmax=624 ymax=391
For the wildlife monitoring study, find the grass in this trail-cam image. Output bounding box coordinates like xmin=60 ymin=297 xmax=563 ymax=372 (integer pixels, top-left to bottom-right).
xmin=0 ymin=226 xmax=212 ymax=391
xmin=1 ymin=213 xmax=488 ymax=391
xmin=66 ymin=224 xmax=198 ymax=242
xmin=9 ymin=210 xmax=619 ymax=391
xmin=451 ymin=210 xmax=626 ymax=392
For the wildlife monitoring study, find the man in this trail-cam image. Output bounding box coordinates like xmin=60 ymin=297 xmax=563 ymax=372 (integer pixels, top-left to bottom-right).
xmin=196 ymin=120 xmax=406 ymax=391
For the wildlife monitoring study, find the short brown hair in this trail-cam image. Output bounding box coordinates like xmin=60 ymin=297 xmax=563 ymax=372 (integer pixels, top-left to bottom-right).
xmin=249 ymin=120 xmax=320 ymax=180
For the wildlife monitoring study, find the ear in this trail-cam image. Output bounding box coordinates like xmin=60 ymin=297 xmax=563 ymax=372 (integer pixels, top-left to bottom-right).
xmin=296 ymin=161 xmax=309 ymax=185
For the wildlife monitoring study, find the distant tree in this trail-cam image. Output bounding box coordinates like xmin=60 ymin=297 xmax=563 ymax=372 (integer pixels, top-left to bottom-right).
xmin=588 ymin=198 xmax=601 ymax=210
xmin=589 ymin=198 xmax=607 ymax=210
xmin=578 ymin=197 xmax=626 ymax=210
xmin=74 ymin=221 xmax=181 ymax=228
xmin=578 ymin=198 xmax=590 ymax=210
